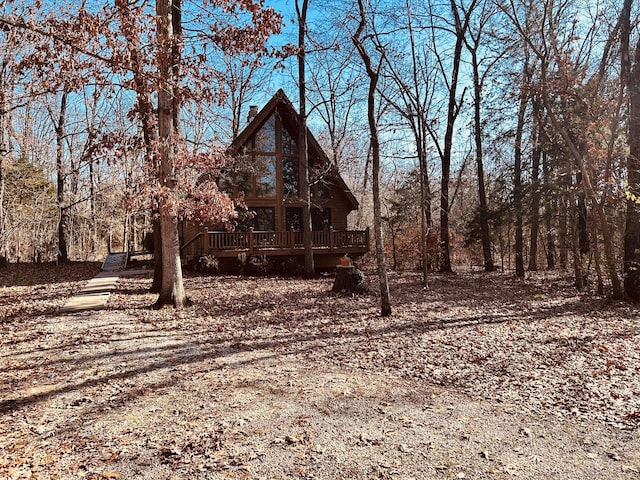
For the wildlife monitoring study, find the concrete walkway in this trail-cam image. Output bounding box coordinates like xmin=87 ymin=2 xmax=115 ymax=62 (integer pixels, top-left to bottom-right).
xmin=61 ymin=253 xmax=149 ymax=313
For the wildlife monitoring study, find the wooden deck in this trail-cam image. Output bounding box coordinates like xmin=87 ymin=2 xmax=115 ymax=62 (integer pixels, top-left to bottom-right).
xmin=181 ymin=228 xmax=369 ymax=260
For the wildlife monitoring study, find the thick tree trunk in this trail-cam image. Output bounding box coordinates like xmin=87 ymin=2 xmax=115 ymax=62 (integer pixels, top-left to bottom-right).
xmin=297 ymin=0 xmax=314 ymax=278
xmin=332 ymin=265 xmax=366 ymax=294
xmin=154 ymin=0 xmax=189 ymax=308
xmin=156 ymin=207 xmax=188 ymax=307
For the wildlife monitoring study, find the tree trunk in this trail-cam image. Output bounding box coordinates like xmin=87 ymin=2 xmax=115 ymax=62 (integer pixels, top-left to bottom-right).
xmin=297 ymin=0 xmax=314 ymax=277
xmin=332 ymin=265 xmax=366 ymax=293
xmin=439 ymin=4 xmax=464 ymax=273
xmin=0 ymin=57 xmax=7 ymax=260
xmin=55 ymin=89 xmax=70 ymax=263
xmin=542 ymin=150 xmax=555 ymax=269
xmin=419 ymin=155 xmax=431 ymax=284
xmin=593 ymin=233 xmax=605 ymax=295
xmin=151 ymin=215 xmax=163 ymax=293
xmin=513 ymin=62 xmax=528 ymax=279
xmin=528 ymin=101 xmax=542 ymax=271
xmin=88 ymin=153 xmax=97 ymax=259
xmin=407 ymin=0 xmax=430 ymax=286
xmin=469 ymin=44 xmax=494 ymax=272
xmin=0 ymin=152 xmax=4 ymax=259
xmin=622 ymin=0 xmax=640 ymax=300
xmin=154 ymin=0 xmax=189 ymax=308
xmin=352 ymin=0 xmax=391 ymax=316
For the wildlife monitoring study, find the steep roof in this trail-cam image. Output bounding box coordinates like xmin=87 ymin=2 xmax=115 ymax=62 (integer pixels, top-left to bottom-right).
xmin=229 ymin=89 xmax=359 ymax=212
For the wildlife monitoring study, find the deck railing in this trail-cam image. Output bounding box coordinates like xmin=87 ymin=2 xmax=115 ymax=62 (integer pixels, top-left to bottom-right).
xmin=182 ymin=227 xmax=369 ymax=258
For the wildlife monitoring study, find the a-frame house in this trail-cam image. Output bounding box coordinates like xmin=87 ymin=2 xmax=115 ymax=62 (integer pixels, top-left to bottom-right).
xmin=180 ymin=90 xmax=368 ymax=271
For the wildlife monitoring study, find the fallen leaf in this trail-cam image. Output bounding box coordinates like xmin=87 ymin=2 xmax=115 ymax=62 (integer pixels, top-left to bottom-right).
xmin=101 ymin=473 xmax=121 ymax=480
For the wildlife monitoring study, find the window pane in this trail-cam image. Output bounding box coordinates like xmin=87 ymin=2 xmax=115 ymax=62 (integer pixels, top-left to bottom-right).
xmin=254 ymin=114 xmax=276 ymax=152
xmin=255 ymin=155 xmax=276 ymax=197
xmin=286 ymin=207 xmax=302 ymax=231
xmin=311 ymin=208 xmax=331 ymax=231
xmin=283 ymin=155 xmax=299 ymax=197
xmin=282 ymin=126 xmax=298 ymax=154
xmin=252 ymin=207 xmax=275 ymax=231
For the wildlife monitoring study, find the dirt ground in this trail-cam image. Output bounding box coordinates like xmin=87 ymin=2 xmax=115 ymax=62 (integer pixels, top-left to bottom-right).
xmin=1 ymin=263 xmax=639 ymax=479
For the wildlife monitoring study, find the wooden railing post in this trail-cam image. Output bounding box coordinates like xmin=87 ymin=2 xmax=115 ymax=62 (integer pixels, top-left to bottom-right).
xmin=289 ymin=227 xmax=295 ymax=249
xmin=248 ymin=227 xmax=254 ymax=254
xmin=329 ymin=226 xmax=334 ymax=250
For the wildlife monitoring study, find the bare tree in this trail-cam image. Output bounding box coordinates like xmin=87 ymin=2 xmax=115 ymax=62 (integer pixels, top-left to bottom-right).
xmin=375 ymin=0 xmax=435 ymax=286
xmin=425 ymin=0 xmax=476 ymax=273
xmin=50 ymin=88 xmax=70 ymax=263
xmin=352 ymin=0 xmax=392 ymax=316
xmin=463 ymin=0 xmax=498 ymax=272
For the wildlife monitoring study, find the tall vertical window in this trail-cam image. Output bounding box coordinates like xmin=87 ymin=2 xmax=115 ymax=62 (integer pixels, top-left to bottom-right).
xmin=283 ymin=156 xmax=299 ymax=197
xmin=282 ymin=126 xmax=298 ymax=154
xmin=286 ymin=207 xmax=302 ymax=231
xmin=255 ymin=155 xmax=276 ymax=197
xmin=254 ymin=115 xmax=276 ymax=152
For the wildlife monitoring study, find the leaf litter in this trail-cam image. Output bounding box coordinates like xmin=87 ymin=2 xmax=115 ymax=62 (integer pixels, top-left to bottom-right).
xmin=1 ymin=264 xmax=639 ymax=479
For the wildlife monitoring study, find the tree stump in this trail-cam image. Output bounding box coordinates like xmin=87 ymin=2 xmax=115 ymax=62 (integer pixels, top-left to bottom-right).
xmin=332 ymin=265 xmax=366 ymax=294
